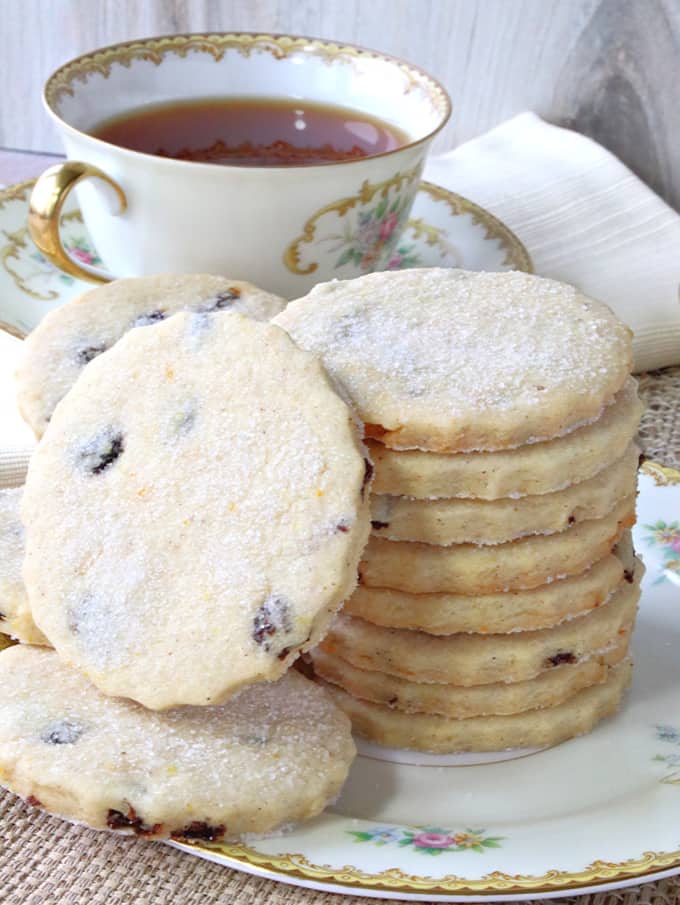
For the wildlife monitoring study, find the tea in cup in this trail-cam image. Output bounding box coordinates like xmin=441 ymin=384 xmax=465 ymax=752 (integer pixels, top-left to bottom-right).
xmin=29 ymin=33 xmax=450 ymax=297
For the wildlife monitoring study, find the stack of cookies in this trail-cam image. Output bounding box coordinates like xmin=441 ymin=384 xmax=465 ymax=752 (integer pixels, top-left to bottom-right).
xmin=0 ymin=275 xmax=371 ymax=840
xmin=275 ymin=268 xmax=643 ymax=753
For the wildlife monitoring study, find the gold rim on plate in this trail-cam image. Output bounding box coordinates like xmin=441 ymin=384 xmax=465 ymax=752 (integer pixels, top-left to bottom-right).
xmin=176 ymin=840 xmax=680 ymax=896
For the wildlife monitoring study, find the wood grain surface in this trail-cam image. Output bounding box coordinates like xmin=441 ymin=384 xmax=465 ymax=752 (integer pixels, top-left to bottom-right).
xmin=1 ymin=0 xmax=679 ymax=210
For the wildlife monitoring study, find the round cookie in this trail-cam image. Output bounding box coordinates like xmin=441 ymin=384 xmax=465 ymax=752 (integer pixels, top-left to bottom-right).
xmin=370 ymin=443 xmax=639 ymax=545
xmin=367 ymin=378 xmax=642 ymax=500
xmin=321 ymin=566 xmax=641 ymax=686
xmin=17 ymin=274 xmax=288 ymax=438
xmin=0 ymin=645 xmax=355 ymax=838
xmin=274 ymin=269 xmax=633 ymax=452
xmin=310 ymin=637 xmax=629 ymax=719
xmin=0 ymin=488 xmax=47 ymax=645
xmin=361 ymin=494 xmax=635 ymax=594
xmin=345 ymin=546 xmax=629 ymax=635
xmin=22 ymin=312 xmax=371 ymax=710
xmin=320 ymin=659 xmax=632 ymax=753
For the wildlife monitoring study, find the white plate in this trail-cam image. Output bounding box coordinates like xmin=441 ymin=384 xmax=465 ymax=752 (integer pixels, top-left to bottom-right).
xmin=0 ymin=179 xmax=531 ymax=338
xmin=171 ymin=467 xmax=680 ymax=901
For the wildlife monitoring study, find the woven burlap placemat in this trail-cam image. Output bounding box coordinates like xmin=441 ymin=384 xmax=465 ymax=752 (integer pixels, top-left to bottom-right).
xmin=0 ymin=367 xmax=677 ymax=905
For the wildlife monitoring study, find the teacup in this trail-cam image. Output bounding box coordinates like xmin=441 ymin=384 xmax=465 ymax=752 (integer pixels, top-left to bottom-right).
xmin=29 ymin=33 xmax=450 ymax=297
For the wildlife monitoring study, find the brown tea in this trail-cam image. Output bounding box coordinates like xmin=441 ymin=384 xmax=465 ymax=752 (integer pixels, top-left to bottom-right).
xmin=91 ymin=97 xmax=409 ymax=166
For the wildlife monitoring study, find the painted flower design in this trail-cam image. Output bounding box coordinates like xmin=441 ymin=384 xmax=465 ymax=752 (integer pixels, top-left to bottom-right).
xmin=643 ymin=521 xmax=680 ymax=583
xmin=324 ymin=193 xmax=417 ymax=273
xmin=412 ymin=832 xmax=457 ymax=849
xmin=451 ymin=831 xmax=491 ymax=849
xmin=657 ymin=725 xmax=680 ymax=743
xmin=654 ymin=724 xmax=680 ymax=785
xmin=26 ymin=234 xmax=102 ymax=288
xmin=387 ymin=242 xmax=422 ymax=270
xmin=646 ymin=521 xmax=680 ymax=546
xmin=347 ymin=825 xmax=503 ymax=855
xmin=379 ymin=211 xmax=399 ymax=241
xmin=350 ymin=826 xmax=403 ymax=845
xmin=64 ymin=236 xmax=102 ymax=269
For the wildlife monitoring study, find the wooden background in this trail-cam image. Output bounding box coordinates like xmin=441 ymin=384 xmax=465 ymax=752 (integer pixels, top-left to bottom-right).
xmin=2 ymin=0 xmax=679 ymax=210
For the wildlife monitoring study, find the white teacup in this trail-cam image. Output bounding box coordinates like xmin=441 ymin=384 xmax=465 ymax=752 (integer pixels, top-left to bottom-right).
xmin=29 ymin=33 xmax=450 ymax=297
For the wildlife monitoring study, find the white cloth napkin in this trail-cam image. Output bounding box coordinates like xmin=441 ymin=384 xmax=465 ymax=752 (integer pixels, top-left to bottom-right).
xmin=0 ymin=331 xmax=35 ymax=487
xmin=2 ymin=112 xmax=679 ymax=486
xmin=424 ymin=111 xmax=680 ymax=374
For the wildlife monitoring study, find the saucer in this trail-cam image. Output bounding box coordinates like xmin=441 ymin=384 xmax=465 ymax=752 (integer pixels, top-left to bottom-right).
xmin=169 ymin=467 xmax=680 ymax=901
xmin=0 ymin=179 xmax=531 ymax=338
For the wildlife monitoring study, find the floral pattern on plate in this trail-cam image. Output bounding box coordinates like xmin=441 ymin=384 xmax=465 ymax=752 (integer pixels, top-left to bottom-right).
xmin=643 ymin=520 xmax=680 ymax=583
xmin=653 ymin=725 xmax=680 ymax=785
xmin=347 ymin=825 xmax=503 ymax=855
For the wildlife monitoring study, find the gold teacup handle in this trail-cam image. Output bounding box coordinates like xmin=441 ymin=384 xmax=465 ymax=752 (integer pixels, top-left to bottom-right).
xmin=28 ymin=161 xmax=127 ymax=284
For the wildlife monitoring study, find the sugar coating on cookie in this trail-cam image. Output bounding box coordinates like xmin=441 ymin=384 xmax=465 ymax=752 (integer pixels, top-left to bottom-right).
xmin=0 ymin=645 xmax=355 ymax=838
xmin=22 ymin=312 xmax=371 ymax=709
xmin=0 ymin=488 xmax=47 ymax=645
xmin=17 ymin=274 xmax=288 ymax=437
xmin=274 ymin=269 xmax=633 ymax=452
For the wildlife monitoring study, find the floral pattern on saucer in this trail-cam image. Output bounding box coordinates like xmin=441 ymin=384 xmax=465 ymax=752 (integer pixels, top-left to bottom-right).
xmin=24 ymin=232 xmax=102 ymax=290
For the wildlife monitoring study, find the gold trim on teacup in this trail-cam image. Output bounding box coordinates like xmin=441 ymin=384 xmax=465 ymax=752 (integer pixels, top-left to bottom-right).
xmin=43 ymin=33 xmax=451 ymax=169
xmin=28 ymin=161 xmax=126 ymax=284
xmin=180 ymin=839 xmax=680 ymax=896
